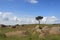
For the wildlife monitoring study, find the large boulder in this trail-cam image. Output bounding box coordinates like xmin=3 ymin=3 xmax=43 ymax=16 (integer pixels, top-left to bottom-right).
xmin=42 ymin=26 xmax=51 ymax=33
xmin=33 ymin=26 xmax=50 ymax=34
xmin=33 ymin=25 xmax=60 ymax=38
xmin=34 ymin=25 xmax=39 ymax=29
xmin=39 ymin=26 xmax=50 ymax=38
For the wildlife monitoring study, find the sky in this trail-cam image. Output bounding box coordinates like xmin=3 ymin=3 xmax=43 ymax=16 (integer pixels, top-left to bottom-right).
xmin=0 ymin=0 xmax=60 ymax=25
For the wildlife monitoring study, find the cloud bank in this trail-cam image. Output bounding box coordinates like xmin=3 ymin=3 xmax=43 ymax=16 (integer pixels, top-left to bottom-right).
xmin=0 ymin=12 xmax=59 ymax=25
xmin=27 ymin=0 xmax=38 ymax=4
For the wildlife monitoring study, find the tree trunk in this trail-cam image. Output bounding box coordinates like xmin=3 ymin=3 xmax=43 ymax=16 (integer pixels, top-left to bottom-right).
xmin=39 ymin=20 xmax=42 ymax=29
xmin=39 ymin=20 xmax=40 ymax=27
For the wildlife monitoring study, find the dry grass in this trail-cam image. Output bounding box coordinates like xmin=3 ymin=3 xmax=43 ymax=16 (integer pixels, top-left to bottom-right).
xmin=0 ymin=24 xmax=60 ymax=40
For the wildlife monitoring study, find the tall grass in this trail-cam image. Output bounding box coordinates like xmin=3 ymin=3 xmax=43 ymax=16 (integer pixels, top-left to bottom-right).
xmin=0 ymin=24 xmax=60 ymax=40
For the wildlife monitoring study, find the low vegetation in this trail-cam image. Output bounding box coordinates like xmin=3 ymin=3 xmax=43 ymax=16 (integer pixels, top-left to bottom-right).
xmin=0 ymin=24 xmax=60 ymax=40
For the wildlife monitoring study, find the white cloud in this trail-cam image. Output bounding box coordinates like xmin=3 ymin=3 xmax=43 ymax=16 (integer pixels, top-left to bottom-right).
xmin=0 ymin=12 xmax=12 ymax=21
xmin=0 ymin=12 xmax=2 ymax=15
xmin=0 ymin=12 xmax=2 ymax=17
xmin=12 ymin=16 xmax=21 ymax=22
xmin=41 ymin=17 xmax=47 ymax=24
xmin=0 ymin=12 xmax=59 ymax=25
xmin=27 ymin=0 xmax=38 ymax=4
xmin=41 ymin=16 xmax=58 ymax=24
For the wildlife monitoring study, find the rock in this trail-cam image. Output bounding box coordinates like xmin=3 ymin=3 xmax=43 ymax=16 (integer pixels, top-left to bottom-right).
xmin=5 ymin=31 xmax=28 ymax=37
xmin=39 ymin=26 xmax=50 ymax=38
xmin=33 ymin=25 xmax=60 ymax=38
xmin=49 ymin=27 xmax=60 ymax=35
xmin=35 ymin=25 xmax=39 ymax=29
xmin=42 ymin=26 xmax=50 ymax=33
xmin=36 ymin=29 xmax=42 ymax=33
xmin=32 ymin=25 xmax=42 ymax=33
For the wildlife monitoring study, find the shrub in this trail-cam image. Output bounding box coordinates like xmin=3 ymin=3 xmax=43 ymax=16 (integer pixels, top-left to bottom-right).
xmin=12 ymin=26 xmax=16 ymax=28
xmin=1 ymin=24 xmax=7 ymax=27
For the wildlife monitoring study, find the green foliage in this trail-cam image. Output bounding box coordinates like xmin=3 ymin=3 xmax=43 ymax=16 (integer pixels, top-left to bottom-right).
xmin=36 ymin=16 xmax=43 ymax=20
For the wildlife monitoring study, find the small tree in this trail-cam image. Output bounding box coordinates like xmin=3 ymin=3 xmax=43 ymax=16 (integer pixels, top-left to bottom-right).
xmin=36 ymin=16 xmax=43 ymax=29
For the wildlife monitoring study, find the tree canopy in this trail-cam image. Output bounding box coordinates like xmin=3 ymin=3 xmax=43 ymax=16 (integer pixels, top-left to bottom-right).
xmin=36 ymin=16 xmax=43 ymax=20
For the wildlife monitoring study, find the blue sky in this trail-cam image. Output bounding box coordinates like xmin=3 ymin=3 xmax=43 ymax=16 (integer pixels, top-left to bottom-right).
xmin=0 ymin=0 xmax=60 ymax=25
